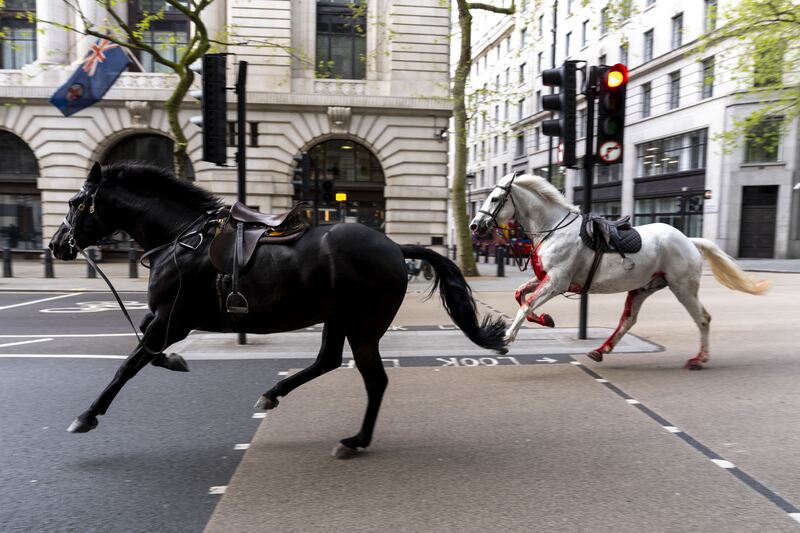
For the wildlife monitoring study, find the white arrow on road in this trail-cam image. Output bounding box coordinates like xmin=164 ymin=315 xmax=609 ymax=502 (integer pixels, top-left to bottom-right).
xmin=536 ymin=357 xmax=558 ymax=363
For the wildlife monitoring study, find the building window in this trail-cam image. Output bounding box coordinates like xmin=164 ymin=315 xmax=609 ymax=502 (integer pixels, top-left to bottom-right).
xmin=704 ymin=0 xmax=717 ymax=32
xmin=595 ymin=164 xmax=621 ymax=184
xmin=535 ymin=90 xmax=541 ymax=112
xmin=519 ymin=63 xmax=526 ymax=84
xmin=744 ymin=116 xmax=783 ymax=163
xmin=493 ymin=166 xmax=498 ymax=182
xmin=634 ymin=196 xmax=704 ymax=237
xmin=643 ymin=29 xmax=654 ymax=62
xmin=567 ymin=0 xmax=573 ymax=15
xmin=600 ymin=7 xmax=609 ymax=35
xmin=493 ymin=135 xmax=498 ymax=154
xmin=753 ymin=40 xmax=786 ymax=87
xmin=0 ymin=130 xmax=40 ymax=249
xmin=669 ymin=70 xmax=680 ymax=109
xmin=0 ymin=0 xmax=36 ymax=69
xmin=619 ymin=43 xmax=628 ymax=65
xmin=646 ymin=0 xmax=656 ymax=6
xmin=534 ymin=127 xmax=540 ymax=151
xmin=518 ymin=98 xmax=525 ymax=120
xmin=599 ymin=53 xmax=607 ymax=66
xmin=504 ymin=100 xmax=509 ymax=120
xmin=516 ymin=134 xmax=526 ymax=156
xmin=538 ymin=15 xmax=544 ymax=38
xmin=636 ymin=129 xmax=707 ymax=177
xmin=502 ymin=163 xmax=507 ymax=176
xmin=581 ymin=20 xmax=588 ymax=47
xmin=129 ymin=1 xmax=189 ymax=73
xmin=506 ymin=35 xmax=512 ymax=53
xmin=536 ymin=52 xmax=543 ymax=74
xmin=520 ymin=27 xmax=528 ymax=48
xmin=503 ymin=134 xmax=508 ymax=152
xmin=591 ymin=200 xmax=621 ymax=220
xmin=504 ymin=67 xmax=510 ymax=86
xmin=671 ymin=13 xmax=683 ymax=49
xmin=641 ymin=82 xmax=652 ymax=118
xmin=495 ymin=74 xmax=500 ymax=91
xmin=316 ymin=0 xmax=367 ymax=80
xmin=565 ymin=31 xmax=572 ymax=56
xmin=577 ymin=108 xmax=587 ymax=138
xmin=701 ymin=56 xmax=715 ymax=99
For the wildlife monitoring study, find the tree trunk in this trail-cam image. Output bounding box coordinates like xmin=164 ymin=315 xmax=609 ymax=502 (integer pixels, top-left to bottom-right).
xmin=166 ymin=67 xmax=193 ymax=179
xmin=453 ymin=0 xmax=479 ymax=276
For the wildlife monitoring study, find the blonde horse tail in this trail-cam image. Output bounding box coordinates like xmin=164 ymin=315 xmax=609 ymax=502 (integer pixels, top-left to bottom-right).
xmin=690 ymin=238 xmax=771 ymax=295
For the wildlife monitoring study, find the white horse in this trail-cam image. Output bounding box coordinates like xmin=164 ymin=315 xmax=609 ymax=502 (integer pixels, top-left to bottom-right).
xmin=469 ymin=173 xmax=771 ymax=370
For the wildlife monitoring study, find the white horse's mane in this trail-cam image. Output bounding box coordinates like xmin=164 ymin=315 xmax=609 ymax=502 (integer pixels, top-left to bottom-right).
xmin=508 ymin=174 xmax=581 ymax=213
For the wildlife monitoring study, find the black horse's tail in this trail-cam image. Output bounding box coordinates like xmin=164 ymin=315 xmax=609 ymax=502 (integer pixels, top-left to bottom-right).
xmin=400 ymin=245 xmax=507 ymax=351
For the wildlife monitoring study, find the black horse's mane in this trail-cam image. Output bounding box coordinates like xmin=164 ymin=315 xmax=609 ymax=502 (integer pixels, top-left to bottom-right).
xmin=103 ymin=161 xmax=223 ymax=212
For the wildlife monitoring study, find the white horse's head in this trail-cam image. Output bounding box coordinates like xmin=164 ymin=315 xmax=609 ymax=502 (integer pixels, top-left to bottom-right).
xmin=470 ymin=173 xmax=521 ymax=238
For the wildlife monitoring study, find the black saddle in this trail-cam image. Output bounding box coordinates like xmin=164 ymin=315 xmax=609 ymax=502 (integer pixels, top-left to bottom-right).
xmin=209 ymin=202 xmax=308 ymax=314
xmin=579 ymin=213 xmax=642 ymax=256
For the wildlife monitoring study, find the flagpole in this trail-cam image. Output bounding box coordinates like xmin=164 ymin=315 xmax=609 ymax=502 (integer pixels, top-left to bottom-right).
xmin=123 ymin=47 xmax=145 ymax=72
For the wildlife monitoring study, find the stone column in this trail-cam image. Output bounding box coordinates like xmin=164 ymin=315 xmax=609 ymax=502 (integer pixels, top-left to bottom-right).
xmin=35 ymin=0 xmax=68 ymax=65
xmin=200 ymin=0 xmax=226 ymax=46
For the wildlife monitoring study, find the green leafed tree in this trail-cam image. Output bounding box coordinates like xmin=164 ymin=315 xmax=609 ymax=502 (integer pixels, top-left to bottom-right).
xmin=695 ymin=0 xmax=800 ymax=153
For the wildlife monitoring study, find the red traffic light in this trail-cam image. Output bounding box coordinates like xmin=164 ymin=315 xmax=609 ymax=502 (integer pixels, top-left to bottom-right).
xmin=603 ymin=63 xmax=628 ymax=90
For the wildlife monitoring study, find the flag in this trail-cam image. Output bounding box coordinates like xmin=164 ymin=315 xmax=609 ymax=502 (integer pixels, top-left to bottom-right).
xmin=50 ymin=38 xmax=131 ymax=117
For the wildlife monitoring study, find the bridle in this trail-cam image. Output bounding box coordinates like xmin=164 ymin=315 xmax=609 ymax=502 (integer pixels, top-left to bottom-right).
xmin=477 ymin=172 xmax=580 ymax=271
xmin=60 ymin=178 xmax=209 ymax=355
xmin=478 ymin=171 xmax=520 ymax=230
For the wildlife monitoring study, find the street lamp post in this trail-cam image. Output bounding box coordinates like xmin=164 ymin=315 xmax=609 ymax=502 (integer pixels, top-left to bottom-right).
xmin=466 ymin=172 xmax=476 ymax=220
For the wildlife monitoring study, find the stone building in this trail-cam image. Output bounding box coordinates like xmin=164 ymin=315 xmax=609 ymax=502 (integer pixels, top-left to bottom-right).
xmin=0 ymin=0 xmax=451 ymax=251
xmin=459 ymin=0 xmax=800 ymax=258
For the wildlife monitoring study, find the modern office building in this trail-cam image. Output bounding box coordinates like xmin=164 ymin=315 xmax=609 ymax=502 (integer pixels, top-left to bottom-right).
xmin=459 ymin=0 xmax=800 ymax=258
xmin=0 ymin=0 xmax=451 ymax=251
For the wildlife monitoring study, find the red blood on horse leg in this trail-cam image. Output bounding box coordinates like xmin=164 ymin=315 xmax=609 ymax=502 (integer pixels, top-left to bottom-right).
xmin=594 ymin=289 xmax=638 ymax=354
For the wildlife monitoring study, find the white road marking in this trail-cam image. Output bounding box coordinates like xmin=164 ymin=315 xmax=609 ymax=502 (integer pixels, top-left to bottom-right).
xmin=0 ymin=293 xmax=79 ymax=311
xmin=596 ymin=378 xmax=609 ymax=383
xmin=711 ymin=459 xmax=736 ymax=469
xmin=0 ymin=354 xmax=126 ymax=360
xmin=234 ymin=443 xmax=250 ymax=450
xmin=625 ymin=399 xmax=640 ymax=404
xmin=0 ymin=338 xmax=53 ymax=349
xmin=208 ymin=486 xmax=227 ymax=495
xmin=251 ymin=413 xmax=267 ymax=419
xmin=277 ymin=371 xmax=289 ymax=376
xmin=788 ymin=513 xmax=800 ymax=525
xmin=569 ymin=361 xmax=583 ymax=365
xmin=663 ymin=426 xmax=681 ymax=433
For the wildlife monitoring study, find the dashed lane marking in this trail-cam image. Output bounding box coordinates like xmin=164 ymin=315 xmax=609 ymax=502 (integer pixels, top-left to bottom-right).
xmin=208 ymin=486 xmax=227 ymax=495
xmin=575 ymin=362 xmax=800 ymax=527
xmin=0 ymin=354 xmax=126 ymax=359
xmin=234 ymin=444 xmax=250 ymax=451
xmin=251 ymin=413 xmax=267 ymax=419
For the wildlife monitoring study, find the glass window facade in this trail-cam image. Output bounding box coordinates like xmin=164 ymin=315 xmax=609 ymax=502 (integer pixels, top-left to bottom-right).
xmin=744 ymin=116 xmax=783 ymax=163
xmin=0 ymin=0 xmax=36 ymax=69
xmin=636 ymin=129 xmax=707 ymax=177
xmin=129 ymin=1 xmax=189 ymax=73
xmin=316 ymin=0 xmax=367 ymax=80
xmin=0 ymin=131 xmax=40 ymax=249
xmin=634 ymin=195 xmax=703 ymax=237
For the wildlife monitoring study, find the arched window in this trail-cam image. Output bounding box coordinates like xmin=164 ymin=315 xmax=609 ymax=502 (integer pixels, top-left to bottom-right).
xmin=297 ymin=139 xmax=385 ymax=231
xmin=0 ymin=131 xmax=40 ymax=249
xmin=104 ymin=134 xmax=194 ymax=179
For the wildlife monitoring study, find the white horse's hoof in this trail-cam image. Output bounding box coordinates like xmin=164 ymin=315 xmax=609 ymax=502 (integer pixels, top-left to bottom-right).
xmin=67 ymin=415 xmax=97 ymax=433
xmin=586 ymin=350 xmax=603 ymax=362
xmin=254 ymin=395 xmax=278 ymax=410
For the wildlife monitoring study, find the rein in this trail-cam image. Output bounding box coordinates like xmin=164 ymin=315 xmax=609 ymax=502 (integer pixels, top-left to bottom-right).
xmin=63 ymin=184 xmax=211 ymax=355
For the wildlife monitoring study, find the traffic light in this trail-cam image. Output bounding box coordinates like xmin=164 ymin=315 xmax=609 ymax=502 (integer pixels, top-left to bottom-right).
xmin=321 ymin=180 xmax=335 ymax=203
xmin=541 ymin=61 xmax=578 ymax=168
xmin=596 ymin=63 xmax=628 ymax=165
xmin=292 ymin=152 xmax=311 ymax=200
xmin=189 ymin=53 xmax=228 ymax=165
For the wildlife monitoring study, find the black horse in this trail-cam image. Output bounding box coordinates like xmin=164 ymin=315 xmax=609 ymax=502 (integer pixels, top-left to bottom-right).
xmin=49 ymin=162 xmax=506 ymax=457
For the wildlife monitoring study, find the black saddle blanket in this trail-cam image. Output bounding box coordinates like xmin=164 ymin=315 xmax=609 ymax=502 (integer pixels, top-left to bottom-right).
xmin=579 ymin=213 xmax=642 ymax=255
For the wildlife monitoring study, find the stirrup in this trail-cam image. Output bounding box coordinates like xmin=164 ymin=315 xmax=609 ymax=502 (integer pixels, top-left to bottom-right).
xmin=226 ymin=291 xmax=249 ymax=314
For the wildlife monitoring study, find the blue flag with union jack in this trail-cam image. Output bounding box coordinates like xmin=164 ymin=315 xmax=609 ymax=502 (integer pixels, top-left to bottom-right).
xmin=50 ymin=38 xmax=131 ymax=117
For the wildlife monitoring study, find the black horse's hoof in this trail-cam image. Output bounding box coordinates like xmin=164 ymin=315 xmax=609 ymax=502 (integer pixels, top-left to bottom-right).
xmin=332 ymin=443 xmax=360 ymax=460
xmin=496 ymin=348 xmax=509 ymax=355
xmin=254 ymin=395 xmax=278 ymax=410
xmin=542 ymin=314 xmax=555 ymax=328
xmin=586 ymin=350 xmax=603 ymax=362
xmin=67 ymin=414 xmax=98 ymax=433
xmin=686 ymin=363 xmax=704 ymax=371
xmin=151 ymin=353 xmax=190 ymax=372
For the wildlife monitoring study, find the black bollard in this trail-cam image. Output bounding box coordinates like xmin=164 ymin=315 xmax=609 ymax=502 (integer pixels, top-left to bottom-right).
xmin=3 ymin=248 xmax=11 ymax=277
xmin=86 ymin=248 xmax=97 ymax=278
xmin=474 ymin=248 xmax=480 ymax=262
xmin=44 ymin=249 xmax=54 ymax=278
xmin=496 ymin=246 xmax=505 ymax=277
xmin=484 ymin=247 xmax=490 ymax=263
xmin=128 ymin=248 xmax=138 ymax=278
xmin=451 ymin=245 xmax=457 ymax=261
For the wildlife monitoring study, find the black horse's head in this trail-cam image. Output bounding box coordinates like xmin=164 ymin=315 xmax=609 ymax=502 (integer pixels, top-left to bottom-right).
xmin=49 ymin=162 xmax=115 ymax=260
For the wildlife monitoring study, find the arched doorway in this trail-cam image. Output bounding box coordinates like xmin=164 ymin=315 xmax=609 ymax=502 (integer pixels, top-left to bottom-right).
xmin=103 ymin=133 xmax=194 ymax=180
xmin=0 ymin=131 xmax=41 ymax=249
xmin=297 ymin=139 xmax=385 ymax=231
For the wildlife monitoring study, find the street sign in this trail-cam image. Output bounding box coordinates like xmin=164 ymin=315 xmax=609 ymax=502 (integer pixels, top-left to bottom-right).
xmin=597 ymin=140 xmax=622 ymax=163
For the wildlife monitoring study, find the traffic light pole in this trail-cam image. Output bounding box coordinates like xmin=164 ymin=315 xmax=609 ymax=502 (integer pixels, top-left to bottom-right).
xmin=313 ymin=166 xmax=320 ymax=227
xmin=579 ymin=66 xmax=597 ymax=340
xmin=236 ymin=60 xmax=248 ymax=346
